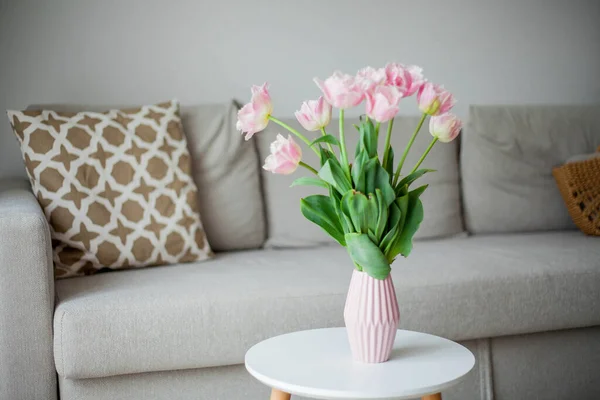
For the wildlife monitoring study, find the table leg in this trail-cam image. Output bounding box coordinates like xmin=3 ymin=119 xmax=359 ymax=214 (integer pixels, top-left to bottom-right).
xmin=270 ymin=388 xmax=291 ymax=400
xmin=422 ymin=393 xmax=442 ymax=400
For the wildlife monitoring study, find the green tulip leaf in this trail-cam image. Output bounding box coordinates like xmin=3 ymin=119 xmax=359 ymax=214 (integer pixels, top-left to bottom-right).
xmin=329 ymin=186 xmax=352 ymax=234
xmin=359 ymin=119 xmax=378 ymax=158
xmin=310 ymin=134 xmax=340 ymax=147
xmin=394 ymin=198 xmax=424 ymax=258
xmin=383 ymin=147 xmax=395 ymax=178
xmin=374 ymin=189 xmax=388 ymax=243
xmin=351 ymin=151 xmax=369 ymax=194
xmin=318 ymin=159 xmax=352 ymax=195
xmin=386 ymin=185 xmax=428 ymax=261
xmin=300 ymin=195 xmax=346 ymax=246
xmin=319 ymin=147 xmax=336 ymax=167
xmin=341 ymin=213 xmax=355 ymax=235
xmin=374 ymin=163 xmax=396 ymax=206
xmin=396 ymin=193 xmax=409 ymax=234
xmin=360 ymin=157 xmax=379 ymax=197
xmin=380 ymin=201 xmax=402 ymax=256
xmin=409 ymin=184 xmax=429 ymax=200
xmin=345 ymin=233 xmax=391 ymax=280
xmin=341 ymin=190 xmax=370 ymax=234
xmin=290 ymin=177 xmax=329 ymax=189
xmin=395 ymin=169 xmax=435 ymax=195
xmin=366 ymin=192 xmax=379 ymax=243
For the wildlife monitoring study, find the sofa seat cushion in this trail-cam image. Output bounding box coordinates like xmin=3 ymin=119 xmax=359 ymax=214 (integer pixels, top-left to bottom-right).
xmin=54 ymin=231 xmax=600 ymax=379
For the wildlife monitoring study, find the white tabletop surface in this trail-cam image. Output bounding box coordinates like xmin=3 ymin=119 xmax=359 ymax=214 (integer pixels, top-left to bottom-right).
xmin=245 ymin=328 xmax=475 ymax=400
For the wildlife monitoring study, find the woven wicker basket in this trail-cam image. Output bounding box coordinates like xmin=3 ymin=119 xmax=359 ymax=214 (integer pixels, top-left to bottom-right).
xmin=552 ymin=146 xmax=600 ymax=236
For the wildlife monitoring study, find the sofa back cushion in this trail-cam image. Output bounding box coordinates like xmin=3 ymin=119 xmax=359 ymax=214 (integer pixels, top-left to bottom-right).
xmin=461 ymin=104 xmax=600 ymax=233
xmin=27 ymin=102 xmax=266 ymax=251
xmin=257 ymin=116 xmax=463 ymax=248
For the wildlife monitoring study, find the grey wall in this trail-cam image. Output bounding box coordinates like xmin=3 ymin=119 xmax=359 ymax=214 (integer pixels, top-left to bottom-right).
xmin=1 ymin=0 xmax=599 ymax=179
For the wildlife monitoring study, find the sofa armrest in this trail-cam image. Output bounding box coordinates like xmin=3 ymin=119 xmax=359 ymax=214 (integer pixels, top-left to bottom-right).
xmin=0 ymin=180 xmax=57 ymax=400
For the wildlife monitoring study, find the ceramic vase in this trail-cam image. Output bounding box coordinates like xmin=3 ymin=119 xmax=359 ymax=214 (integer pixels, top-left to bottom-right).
xmin=343 ymin=269 xmax=400 ymax=363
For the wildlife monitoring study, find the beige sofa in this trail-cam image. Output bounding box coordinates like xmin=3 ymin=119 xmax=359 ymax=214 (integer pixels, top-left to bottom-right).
xmin=1 ymin=104 xmax=599 ymax=400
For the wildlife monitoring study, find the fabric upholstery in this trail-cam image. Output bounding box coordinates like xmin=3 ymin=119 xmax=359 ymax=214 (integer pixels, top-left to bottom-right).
xmin=257 ymin=116 xmax=463 ymax=248
xmin=26 ymin=101 xmax=266 ymax=252
xmin=491 ymin=326 xmax=600 ymax=400
xmin=8 ymin=101 xmax=212 ymax=278
xmin=0 ymin=180 xmax=57 ymax=400
xmin=180 ymin=102 xmax=266 ymax=251
xmin=58 ymin=365 xmax=268 ymax=400
xmin=462 ymin=104 xmax=600 ymax=233
xmin=54 ymin=230 xmax=600 ymax=379
xmin=56 ymin=329 xmax=600 ymax=400
xmin=58 ymin=339 xmax=484 ymax=400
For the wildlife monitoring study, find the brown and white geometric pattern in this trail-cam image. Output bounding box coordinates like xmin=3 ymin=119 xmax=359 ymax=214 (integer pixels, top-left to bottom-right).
xmin=7 ymin=100 xmax=212 ymax=279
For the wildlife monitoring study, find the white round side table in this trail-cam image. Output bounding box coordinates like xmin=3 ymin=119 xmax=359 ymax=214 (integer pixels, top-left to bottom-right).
xmin=245 ymin=328 xmax=475 ymax=400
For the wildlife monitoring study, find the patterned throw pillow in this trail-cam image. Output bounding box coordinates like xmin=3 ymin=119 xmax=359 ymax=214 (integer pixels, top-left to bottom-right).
xmin=7 ymin=100 xmax=213 ymax=278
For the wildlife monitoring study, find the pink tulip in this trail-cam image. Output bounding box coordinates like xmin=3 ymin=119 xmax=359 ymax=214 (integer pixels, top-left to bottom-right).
xmin=429 ymin=113 xmax=462 ymax=143
xmin=263 ymin=134 xmax=302 ymax=175
xmin=417 ymin=82 xmax=456 ymax=116
xmin=356 ymin=66 xmax=387 ymax=92
xmin=294 ymin=96 xmax=332 ymax=131
xmin=236 ymin=82 xmax=273 ymax=140
xmin=314 ymin=71 xmax=364 ymax=109
xmin=365 ymin=86 xmax=402 ymax=123
xmin=385 ymin=63 xmax=425 ymax=97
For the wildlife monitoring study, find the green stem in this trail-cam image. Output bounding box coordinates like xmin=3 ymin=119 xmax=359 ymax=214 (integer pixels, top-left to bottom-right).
xmin=375 ymin=121 xmax=381 ymax=140
xmin=382 ymin=118 xmax=394 ymax=168
xmin=393 ymin=113 xmax=427 ymax=186
xmin=320 ymin=127 xmax=335 ymax=153
xmin=269 ymin=116 xmax=319 ymax=155
xmin=299 ymin=161 xmax=319 ymax=175
xmin=338 ymin=109 xmax=351 ymax=181
xmin=410 ymin=137 xmax=438 ymax=174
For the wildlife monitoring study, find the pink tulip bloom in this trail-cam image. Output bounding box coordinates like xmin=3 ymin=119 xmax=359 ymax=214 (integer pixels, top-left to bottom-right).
xmin=356 ymin=66 xmax=387 ymax=92
xmin=263 ymin=134 xmax=303 ymax=175
xmin=294 ymin=96 xmax=332 ymax=131
xmin=429 ymin=113 xmax=462 ymax=143
xmin=236 ymin=82 xmax=273 ymax=140
xmin=314 ymin=71 xmax=364 ymax=109
xmin=365 ymin=86 xmax=402 ymax=123
xmin=385 ymin=63 xmax=425 ymax=97
xmin=417 ymin=82 xmax=456 ymax=116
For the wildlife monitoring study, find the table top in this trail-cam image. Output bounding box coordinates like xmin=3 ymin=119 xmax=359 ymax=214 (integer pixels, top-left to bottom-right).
xmin=245 ymin=328 xmax=475 ymax=400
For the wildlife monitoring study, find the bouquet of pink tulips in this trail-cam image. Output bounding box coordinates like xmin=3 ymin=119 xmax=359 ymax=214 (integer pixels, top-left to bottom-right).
xmin=237 ymin=64 xmax=462 ymax=280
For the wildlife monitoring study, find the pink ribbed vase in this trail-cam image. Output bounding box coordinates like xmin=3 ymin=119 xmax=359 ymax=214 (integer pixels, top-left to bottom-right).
xmin=344 ymin=269 xmax=400 ymax=363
